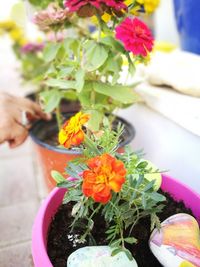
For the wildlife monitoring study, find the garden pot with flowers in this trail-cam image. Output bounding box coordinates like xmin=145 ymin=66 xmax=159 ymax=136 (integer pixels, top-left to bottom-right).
xmin=32 ymin=123 xmax=200 ymax=267
xmin=25 ymin=0 xmax=158 ymax=190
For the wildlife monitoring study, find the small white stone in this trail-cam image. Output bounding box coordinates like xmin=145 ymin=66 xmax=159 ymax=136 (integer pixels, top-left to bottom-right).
xmin=67 ymin=246 xmax=138 ymax=267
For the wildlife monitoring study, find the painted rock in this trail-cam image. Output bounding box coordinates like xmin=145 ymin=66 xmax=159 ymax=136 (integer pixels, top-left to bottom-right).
xmin=67 ymin=246 xmax=138 ymax=267
xmin=149 ymin=213 xmax=200 ymax=267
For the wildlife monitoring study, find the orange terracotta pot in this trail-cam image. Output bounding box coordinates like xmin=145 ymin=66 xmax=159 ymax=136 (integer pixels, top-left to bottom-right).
xmin=30 ymin=113 xmax=135 ymax=192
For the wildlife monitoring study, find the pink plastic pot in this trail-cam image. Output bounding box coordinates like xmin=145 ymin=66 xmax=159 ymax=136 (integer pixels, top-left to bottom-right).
xmin=32 ymin=175 xmax=200 ymax=267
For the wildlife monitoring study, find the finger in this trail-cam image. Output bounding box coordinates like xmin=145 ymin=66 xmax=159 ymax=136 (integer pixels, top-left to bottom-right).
xmin=8 ymin=125 xmax=28 ymax=148
xmin=16 ymin=98 xmax=51 ymax=120
xmin=13 ymin=109 xmax=32 ymax=130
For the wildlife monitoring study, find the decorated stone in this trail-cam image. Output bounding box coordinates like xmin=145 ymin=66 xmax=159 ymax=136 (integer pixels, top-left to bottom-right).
xmin=149 ymin=213 xmax=200 ymax=267
xmin=67 ymin=246 xmax=138 ymax=267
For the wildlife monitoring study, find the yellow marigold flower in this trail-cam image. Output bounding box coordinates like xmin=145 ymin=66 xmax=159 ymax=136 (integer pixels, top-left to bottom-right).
xmin=58 ymin=112 xmax=90 ymax=149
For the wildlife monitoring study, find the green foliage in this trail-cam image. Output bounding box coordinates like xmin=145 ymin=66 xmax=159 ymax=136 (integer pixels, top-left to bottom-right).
xmin=52 ymin=127 xmax=166 ymax=260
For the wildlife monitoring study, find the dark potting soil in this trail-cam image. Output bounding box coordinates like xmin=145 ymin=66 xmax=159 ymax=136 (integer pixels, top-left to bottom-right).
xmin=47 ymin=191 xmax=194 ymax=267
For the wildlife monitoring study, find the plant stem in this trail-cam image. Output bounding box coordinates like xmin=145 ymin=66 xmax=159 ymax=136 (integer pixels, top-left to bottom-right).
xmin=55 ymin=106 xmax=62 ymax=130
xmin=118 ymin=218 xmax=125 ymax=249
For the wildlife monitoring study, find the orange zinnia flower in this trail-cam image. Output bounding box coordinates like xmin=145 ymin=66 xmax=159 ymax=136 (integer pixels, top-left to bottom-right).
xmin=82 ymin=153 xmax=126 ymax=204
xmin=58 ymin=112 xmax=90 ymax=148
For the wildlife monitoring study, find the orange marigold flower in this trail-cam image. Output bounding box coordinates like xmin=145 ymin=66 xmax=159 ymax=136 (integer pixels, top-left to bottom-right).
xmin=58 ymin=112 xmax=90 ymax=148
xmin=82 ymin=153 xmax=126 ymax=204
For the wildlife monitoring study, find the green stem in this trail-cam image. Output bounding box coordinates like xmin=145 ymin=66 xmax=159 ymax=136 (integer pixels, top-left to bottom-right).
xmin=118 ymin=217 xmax=125 ymax=249
xmin=56 ymin=106 xmax=62 ymax=130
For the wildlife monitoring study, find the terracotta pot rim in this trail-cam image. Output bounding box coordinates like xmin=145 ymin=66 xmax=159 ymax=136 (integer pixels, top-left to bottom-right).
xmin=30 ymin=112 xmax=136 ymax=155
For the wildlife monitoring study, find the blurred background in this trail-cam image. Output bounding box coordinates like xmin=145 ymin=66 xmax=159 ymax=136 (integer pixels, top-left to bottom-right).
xmin=0 ymin=0 xmax=200 ymax=266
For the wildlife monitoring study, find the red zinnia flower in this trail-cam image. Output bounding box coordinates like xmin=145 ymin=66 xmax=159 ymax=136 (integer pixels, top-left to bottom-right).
xmin=82 ymin=154 xmax=126 ymax=204
xmin=115 ymin=17 xmax=154 ymax=57
xmin=64 ymin=0 xmax=127 ymax=17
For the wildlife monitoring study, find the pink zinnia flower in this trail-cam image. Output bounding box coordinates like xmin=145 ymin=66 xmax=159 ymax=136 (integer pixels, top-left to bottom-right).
xmin=21 ymin=42 xmax=44 ymax=54
xmin=33 ymin=3 xmax=71 ymax=31
xmin=64 ymin=0 xmax=127 ymax=17
xmin=115 ymin=17 xmax=154 ymax=57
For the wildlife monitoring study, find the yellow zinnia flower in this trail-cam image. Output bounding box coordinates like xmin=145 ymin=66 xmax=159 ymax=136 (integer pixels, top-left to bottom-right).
xmin=137 ymin=0 xmax=160 ymax=13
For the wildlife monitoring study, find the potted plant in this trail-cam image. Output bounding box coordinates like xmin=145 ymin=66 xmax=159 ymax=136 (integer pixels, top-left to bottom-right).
xmin=32 ymin=122 xmax=200 ymax=267
xmin=25 ymin=0 xmax=160 ymax=190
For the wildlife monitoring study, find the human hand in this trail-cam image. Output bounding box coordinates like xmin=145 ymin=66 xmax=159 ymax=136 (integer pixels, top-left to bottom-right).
xmin=0 ymin=92 xmax=51 ymax=148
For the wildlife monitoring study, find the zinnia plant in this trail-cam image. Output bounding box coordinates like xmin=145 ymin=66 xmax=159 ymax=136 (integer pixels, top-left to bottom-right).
xmin=52 ymin=117 xmax=165 ymax=260
xmin=25 ymin=0 xmax=158 ymax=133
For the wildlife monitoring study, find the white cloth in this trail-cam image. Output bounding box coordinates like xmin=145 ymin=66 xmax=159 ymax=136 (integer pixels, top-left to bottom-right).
xmin=145 ymin=50 xmax=200 ymax=97
xmin=136 ymin=83 xmax=200 ymax=137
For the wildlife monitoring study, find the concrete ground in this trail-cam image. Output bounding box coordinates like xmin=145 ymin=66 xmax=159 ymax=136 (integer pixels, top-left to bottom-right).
xmin=0 ymin=139 xmax=48 ymax=267
xmin=0 ymin=37 xmax=48 ymax=266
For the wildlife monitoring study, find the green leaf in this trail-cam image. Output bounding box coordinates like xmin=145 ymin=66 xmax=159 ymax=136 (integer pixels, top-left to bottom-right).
xmin=124 ymin=237 xmax=137 ymax=244
xmin=143 ymin=180 xmax=156 ymax=192
xmin=43 ymin=43 xmax=61 ymax=62
xmin=75 ymin=69 xmax=85 ymax=92
xmin=39 ymin=89 xmax=62 ymax=113
xmin=83 ymin=41 xmax=108 ymax=71
xmin=63 ymin=38 xmax=80 ymax=56
xmin=124 ymin=249 xmax=133 ymax=261
xmin=150 ymin=192 xmax=166 ymax=202
xmin=137 ymin=161 xmax=148 ymax=169
xmin=57 ymin=180 xmax=76 ymax=188
xmin=110 ymin=240 xmax=121 ymax=248
xmin=85 ymin=109 xmax=103 ymax=132
xmin=51 ymin=171 xmax=66 ymax=183
xmin=58 ymin=67 xmax=74 ymax=78
xmin=45 ymin=79 xmax=76 ymax=89
xmin=100 ymin=36 xmax=124 ymax=53
xmin=93 ymin=82 xmax=139 ymax=104
xmin=111 ymin=247 xmax=123 ymax=256
xmin=63 ymin=190 xmax=81 ymax=204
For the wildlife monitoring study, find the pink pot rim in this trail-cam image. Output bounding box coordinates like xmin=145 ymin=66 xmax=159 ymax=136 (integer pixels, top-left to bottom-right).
xmin=32 ymin=175 xmax=200 ymax=267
